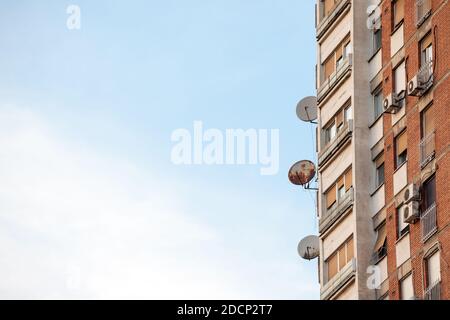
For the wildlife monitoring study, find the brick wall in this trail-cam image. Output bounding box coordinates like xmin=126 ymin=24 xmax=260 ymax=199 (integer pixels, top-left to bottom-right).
xmin=380 ymin=0 xmax=449 ymax=300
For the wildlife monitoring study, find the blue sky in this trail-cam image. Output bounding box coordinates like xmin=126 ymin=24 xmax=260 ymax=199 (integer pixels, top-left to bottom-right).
xmin=0 ymin=1 xmax=318 ymax=299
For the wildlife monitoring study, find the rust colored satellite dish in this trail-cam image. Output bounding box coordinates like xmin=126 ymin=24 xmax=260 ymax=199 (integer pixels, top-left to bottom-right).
xmin=288 ymin=160 xmax=316 ymax=186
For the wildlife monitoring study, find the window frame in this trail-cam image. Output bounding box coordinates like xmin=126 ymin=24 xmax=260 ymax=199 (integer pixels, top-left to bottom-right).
xmin=372 ymin=27 xmax=382 ymax=55
xmin=374 ymin=153 xmax=385 ymax=188
xmin=397 ymin=205 xmax=410 ymax=239
xmin=324 ymin=166 xmax=353 ymax=210
xmin=324 ymin=120 xmax=337 ymax=145
xmin=321 ymin=34 xmax=351 ymax=84
xmin=372 ymin=86 xmax=384 ymax=122
xmin=425 ymin=250 xmax=441 ymax=289
xmin=421 ymin=174 xmax=436 ymax=212
xmin=395 ymin=130 xmax=408 ymax=169
xmin=420 ymin=32 xmax=433 ymax=67
xmin=399 ymin=273 xmax=414 ymax=300
xmin=421 ymin=104 xmax=435 ymax=139
xmin=392 ymin=0 xmax=405 ymax=31
xmin=393 ymin=60 xmax=406 ymax=95
xmin=373 ymin=223 xmax=387 ymax=264
xmin=325 ymin=235 xmax=354 ymax=282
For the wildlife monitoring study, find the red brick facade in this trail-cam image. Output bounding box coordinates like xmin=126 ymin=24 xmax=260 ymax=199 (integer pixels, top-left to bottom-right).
xmin=380 ymin=0 xmax=449 ymax=300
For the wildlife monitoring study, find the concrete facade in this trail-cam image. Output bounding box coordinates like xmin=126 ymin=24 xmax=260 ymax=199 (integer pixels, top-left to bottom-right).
xmin=312 ymin=0 xmax=449 ymax=300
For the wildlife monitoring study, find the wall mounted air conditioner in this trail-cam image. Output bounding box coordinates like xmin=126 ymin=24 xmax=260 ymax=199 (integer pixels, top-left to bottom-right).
xmin=383 ymin=93 xmax=400 ymax=114
xmin=403 ymin=184 xmax=420 ymax=204
xmin=403 ymin=201 xmax=420 ymax=224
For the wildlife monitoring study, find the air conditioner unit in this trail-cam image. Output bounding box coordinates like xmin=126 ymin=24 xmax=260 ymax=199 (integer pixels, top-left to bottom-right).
xmin=408 ymin=75 xmax=424 ymax=97
xmin=403 ymin=184 xmax=420 ymax=204
xmin=403 ymin=201 xmax=420 ymax=224
xmin=383 ymin=93 xmax=400 ymax=114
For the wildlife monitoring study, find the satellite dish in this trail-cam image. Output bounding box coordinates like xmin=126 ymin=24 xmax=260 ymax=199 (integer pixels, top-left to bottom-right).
xmin=296 ymin=96 xmax=318 ymax=123
xmin=288 ymin=160 xmax=316 ymax=186
xmin=298 ymin=235 xmax=320 ymax=260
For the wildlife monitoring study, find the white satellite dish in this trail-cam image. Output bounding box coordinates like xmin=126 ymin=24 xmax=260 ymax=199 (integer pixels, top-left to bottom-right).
xmin=298 ymin=235 xmax=320 ymax=260
xmin=296 ymin=96 xmax=318 ymax=123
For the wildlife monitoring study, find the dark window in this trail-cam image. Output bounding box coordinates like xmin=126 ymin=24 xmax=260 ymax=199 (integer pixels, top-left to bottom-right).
xmin=372 ymin=28 xmax=382 ymax=54
xmin=375 ymin=153 xmax=385 ymax=187
xmin=422 ymin=175 xmax=436 ymax=211
xmin=373 ymin=86 xmax=383 ymax=120
xmin=395 ymin=131 xmax=408 ymax=169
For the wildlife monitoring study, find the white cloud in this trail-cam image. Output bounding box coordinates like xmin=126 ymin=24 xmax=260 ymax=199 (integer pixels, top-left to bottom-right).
xmin=0 ymin=106 xmax=242 ymax=299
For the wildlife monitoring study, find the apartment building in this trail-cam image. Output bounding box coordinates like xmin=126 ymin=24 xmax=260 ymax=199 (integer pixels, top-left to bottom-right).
xmin=313 ymin=0 xmax=449 ymax=300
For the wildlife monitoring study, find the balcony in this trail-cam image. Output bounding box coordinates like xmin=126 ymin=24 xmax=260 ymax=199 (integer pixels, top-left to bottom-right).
xmin=418 ymin=60 xmax=434 ymax=93
xmin=416 ymin=0 xmax=432 ymax=27
xmin=321 ymin=258 xmax=356 ymax=300
xmin=424 ymin=280 xmax=441 ymax=300
xmin=420 ymin=131 xmax=435 ymax=168
xmin=318 ymin=55 xmax=352 ymax=103
xmin=316 ymin=0 xmax=351 ymax=40
xmin=319 ymin=187 xmax=354 ymax=233
xmin=421 ymin=203 xmax=437 ymax=242
xmin=319 ymin=120 xmax=353 ymax=167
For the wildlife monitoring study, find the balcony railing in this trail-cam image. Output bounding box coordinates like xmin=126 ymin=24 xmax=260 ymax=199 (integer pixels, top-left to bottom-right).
xmin=424 ymin=280 xmax=441 ymax=300
xmin=420 ymin=131 xmax=435 ymax=168
xmin=418 ymin=59 xmax=434 ymax=91
xmin=319 ymin=187 xmax=354 ymax=233
xmin=321 ymin=258 xmax=356 ymax=300
xmin=318 ymin=55 xmax=352 ymax=103
xmin=316 ymin=0 xmax=351 ymax=40
xmin=416 ymin=0 xmax=432 ymax=27
xmin=319 ymin=120 xmax=353 ymax=167
xmin=421 ymin=202 xmax=437 ymax=242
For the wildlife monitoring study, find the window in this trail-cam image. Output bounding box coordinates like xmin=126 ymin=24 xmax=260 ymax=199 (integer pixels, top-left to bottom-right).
xmin=344 ymin=167 xmax=352 ymax=192
xmin=420 ymin=32 xmax=433 ymax=67
xmin=326 ymin=236 xmax=354 ymax=282
xmin=327 ymin=253 xmax=338 ymax=281
xmin=394 ymin=61 xmax=406 ymax=95
xmin=373 ymin=223 xmax=387 ymax=262
xmin=326 ymin=184 xmax=337 ymax=209
xmin=321 ymin=35 xmax=351 ymax=84
xmin=420 ymin=105 xmax=435 ymax=165
xmin=337 ymin=176 xmax=346 ymax=201
xmin=324 ymin=167 xmax=353 ymax=209
xmin=392 ymin=0 xmax=404 ymax=29
xmin=320 ymin=0 xmax=338 ymax=21
xmin=344 ymin=105 xmax=353 ymax=122
xmin=343 ymin=41 xmax=352 ymax=60
xmin=400 ymin=274 xmax=414 ymax=300
xmin=372 ymin=86 xmax=383 ymax=121
xmin=336 ymin=109 xmax=344 ymax=132
xmin=421 ymin=105 xmax=435 ymax=139
xmin=323 ymin=102 xmax=352 ymax=145
xmin=372 ymin=28 xmax=382 ymax=55
xmin=425 ymin=251 xmax=441 ymax=288
xmin=397 ymin=205 xmax=410 ymax=238
xmin=421 ymin=175 xmax=436 ymax=212
xmin=323 ymin=55 xmax=336 ymax=83
xmin=395 ymin=130 xmax=408 ymax=168
xmin=375 ymin=153 xmax=385 ymax=187
xmin=325 ymin=121 xmax=337 ymax=144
